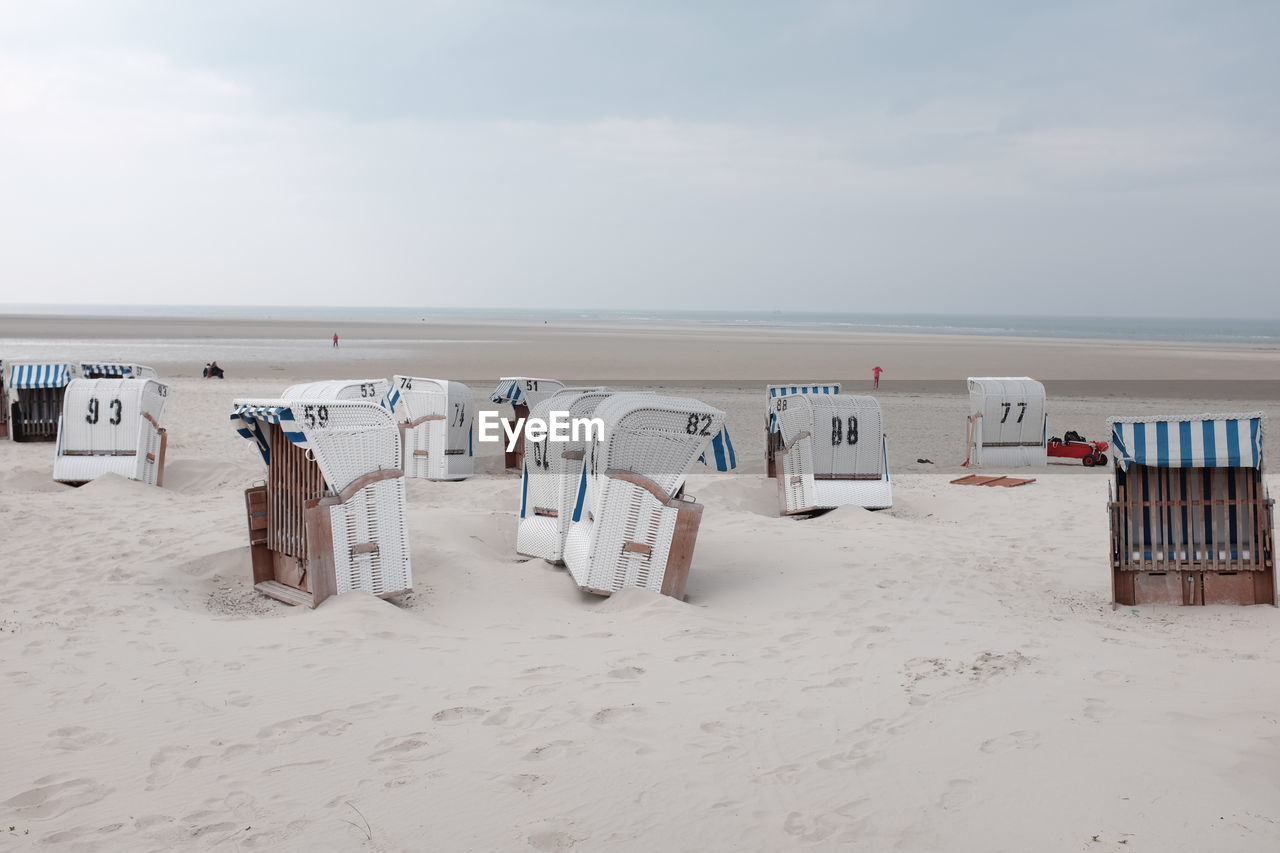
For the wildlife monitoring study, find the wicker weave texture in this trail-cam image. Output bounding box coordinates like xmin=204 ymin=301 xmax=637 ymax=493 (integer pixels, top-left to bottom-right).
xmin=563 ymin=393 xmax=723 ymax=594
xmin=329 ymin=476 xmax=413 ymax=596
xmin=516 ymin=389 xmax=614 ymax=562
xmin=393 ymin=376 xmax=474 ymax=480
xmin=967 ymin=377 xmax=1047 ymax=467
xmin=53 ymin=378 xmax=168 ymax=485
xmin=283 ymin=379 xmax=390 ymax=403
xmin=776 ymin=394 xmax=892 ymax=512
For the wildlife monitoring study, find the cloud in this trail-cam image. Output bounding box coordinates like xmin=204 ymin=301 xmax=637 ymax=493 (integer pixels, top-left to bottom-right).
xmin=0 ymin=2 xmax=1278 ymax=315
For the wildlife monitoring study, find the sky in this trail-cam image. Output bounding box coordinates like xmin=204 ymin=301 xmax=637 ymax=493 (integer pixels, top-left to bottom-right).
xmin=1 ymin=1 xmax=1277 ymax=316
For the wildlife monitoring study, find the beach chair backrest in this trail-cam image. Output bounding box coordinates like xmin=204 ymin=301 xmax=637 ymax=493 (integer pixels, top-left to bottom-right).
xmin=520 ymin=388 xmax=614 ymax=520
xmin=579 ymin=393 xmax=725 ymax=523
xmin=283 ymin=379 xmax=391 ymax=407
xmin=968 ymin=377 xmax=1046 ymax=448
xmin=776 ymin=393 xmax=884 ymax=478
xmin=490 ymin=377 xmax=565 ymax=407
xmin=58 ymin=377 xmax=167 ymax=454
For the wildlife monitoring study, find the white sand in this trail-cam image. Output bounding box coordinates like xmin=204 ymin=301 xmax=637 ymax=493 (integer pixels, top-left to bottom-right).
xmin=2 ymin=343 xmax=1280 ymax=850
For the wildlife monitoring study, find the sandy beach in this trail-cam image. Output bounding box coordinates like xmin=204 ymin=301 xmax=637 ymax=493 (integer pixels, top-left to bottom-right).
xmin=2 ymin=315 xmax=1279 ymax=851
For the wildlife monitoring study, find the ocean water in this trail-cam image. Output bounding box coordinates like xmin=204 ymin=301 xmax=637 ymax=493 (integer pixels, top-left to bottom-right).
xmin=4 ymin=304 xmax=1279 ymax=346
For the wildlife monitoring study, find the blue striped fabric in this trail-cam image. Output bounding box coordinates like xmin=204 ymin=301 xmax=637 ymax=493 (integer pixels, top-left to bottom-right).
xmin=383 ymin=386 xmax=402 ymax=413
xmin=81 ymin=363 xmax=133 ymax=377
xmin=1110 ymin=416 xmax=1263 ymax=471
xmin=767 ymin=384 xmax=840 ymax=433
xmin=9 ymin=363 xmax=73 ymax=389
xmin=491 ymin=380 xmax=521 ymax=405
xmin=230 ymin=404 xmax=307 ymax=463
xmin=699 ymin=426 xmax=738 ymax=471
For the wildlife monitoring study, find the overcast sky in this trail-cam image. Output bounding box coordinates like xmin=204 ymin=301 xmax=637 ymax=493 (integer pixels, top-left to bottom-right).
xmin=2 ymin=1 xmax=1277 ymax=316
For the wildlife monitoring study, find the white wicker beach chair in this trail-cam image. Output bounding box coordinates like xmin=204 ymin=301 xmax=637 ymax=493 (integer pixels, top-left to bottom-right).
xmin=562 ymin=393 xmax=725 ymax=599
xmin=773 ymin=393 xmax=891 ymax=514
xmin=516 ymin=387 xmax=615 ymax=562
xmin=388 ymin=376 xmax=474 ymax=481
xmin=6 ymin=362 xmax=77 ymax=442
xmin=231 ymin=397 xmax=412 ymax=608
xmin=964 ymin=377 xmax=1047 ymax=467
xmin=765 ymin=384 xmax=841 ymax=476
xmin=53 ymin=377 xmax=169 ymax=486
xmin=490 ymin=377 xmax=567 ymax=470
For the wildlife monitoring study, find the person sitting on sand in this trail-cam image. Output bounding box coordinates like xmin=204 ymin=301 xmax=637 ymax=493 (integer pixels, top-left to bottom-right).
xmin=208 ymin=361 xmax=225 ymax=379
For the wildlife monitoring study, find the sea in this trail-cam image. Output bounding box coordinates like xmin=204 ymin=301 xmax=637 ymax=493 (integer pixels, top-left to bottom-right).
xmin=4 ymin=305 xmax=1279 ymax=346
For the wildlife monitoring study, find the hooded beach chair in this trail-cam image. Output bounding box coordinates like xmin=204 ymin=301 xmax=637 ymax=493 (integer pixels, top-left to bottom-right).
xmin=773 ymin=393 xmax=891 ymax=514
xmin=388 ymin=376 xmax=474 ymax=481
xmin=80 ymin=362 xmax=158 ymax=380
xmin=516 ymin=387 xmax=615 ymax=562
xmin=231 ymin=397 xmax=412 ymax=608
xmin=6 ymin=362 xmax=76 ymax=442
xmin=562 ymin=393 xmax=725 ymax=599
xmin=1108 ymin=413 xmax=1275 ymax=606
xmin=53 ymin=377 xmax=169 ymax=486
xmin=490 ymin=377 xmax=566 ymax=470
xmin=964 ymin=377 xmax=1047 ymax=467
xmin=765 ymin=384 xmax=841 ymax=476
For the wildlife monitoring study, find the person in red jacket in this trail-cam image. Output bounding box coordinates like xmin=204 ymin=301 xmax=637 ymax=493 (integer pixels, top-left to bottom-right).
xmin=872 ymin=365 xmax=883 ymax=390
xmin=332 ymin=332 xmax=340 ymax=348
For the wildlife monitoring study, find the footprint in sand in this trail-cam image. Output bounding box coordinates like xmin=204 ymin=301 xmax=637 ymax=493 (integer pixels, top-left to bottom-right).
xmin=431 ymin=706 xmax=487 ymax=724
xmin=590 ymin=706 xmax=646 ymax=726
xmin=370 ymin=733 xmax=440 ymax=763
xmin=979 ymin=730 xmax=1041 ymax=753
xmin=1083 ymin=698 xmax=1116 ymax=721
xmin=47 ymin=726 xmax=113 ymax=751
xmin=608 ymin=665 xmax=645 ymax=679
xmin=507 ymin=774 xmax=548 ymax=793
xmin=527 ymin=828 xmax=579 ymax=851
xmin=523 ymin=740 xmax=578 ymax=762
xmin=938 ymin=779 xmax=975 ymax=809
xmin=3 ymin=777 xmax=111 ymax=819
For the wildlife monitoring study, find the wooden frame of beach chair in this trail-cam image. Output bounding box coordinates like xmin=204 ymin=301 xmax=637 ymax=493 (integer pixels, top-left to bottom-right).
xmin=964 ymin=377 xmax=1048 ymax=468
xmin=764 ymin=384 xmax=841 ymax=477
xmin=774 ymin=393 xmax=892 ymax=515
xmin=516 ymin=387 xmax=614 ymax=563
xmin=1107 ymin=414 xmax=1275 ymax=606
xmin=6 ymin=362 xmax=76 ymax=442
xmin=490 ymin=377 xmax=566 ymax=471
xmin=80 ymin=363 xmax=158 ymax=380
xmin=562 ymin=393 xmax=725 ymax=599
xmin=53 ymin=378 xmax=169 ymax=486
xmin=388 ymin=376 xmax=475 ymax=481
xmin=232 ymin=398 xmax=412 ymax=608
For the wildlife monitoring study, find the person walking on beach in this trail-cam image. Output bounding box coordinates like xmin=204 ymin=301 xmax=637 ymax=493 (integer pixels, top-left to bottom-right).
xmin=332 ymin=332 xmax=340 ymax=348
xmin=872 ymin=365 xmax=883 ymax=390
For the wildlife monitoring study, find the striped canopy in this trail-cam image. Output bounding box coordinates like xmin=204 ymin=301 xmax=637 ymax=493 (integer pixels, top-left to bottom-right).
xmin=491 ymin=379 xmax=524 ymax=405
xmin=82 ymin=363 xmax=135 ymax=377
xmin=9 ymin=363 xmax=73 ymax=389
xmin=230 ymin=404 xmax=308 ymax=463
xmin=1109 ymin=414 xmax=1263 ymax=472
xmin=699 ymin=426 xmax=738 ymax=471
xmin=767 ymin=384 xmax=840 ymax=433
xmin=768 ymin=384 xmax=840 ymax=397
